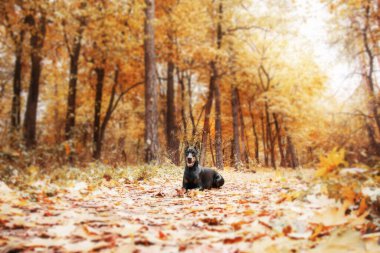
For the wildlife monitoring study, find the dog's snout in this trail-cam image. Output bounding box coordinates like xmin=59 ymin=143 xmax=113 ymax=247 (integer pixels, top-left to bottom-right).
xmin=187 ymin=157 xmax=192 ymax=163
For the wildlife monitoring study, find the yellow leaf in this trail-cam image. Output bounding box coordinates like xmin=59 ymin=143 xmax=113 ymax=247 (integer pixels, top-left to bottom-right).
xmin=243 ymin=208 xmax=255 ymax=216
xmin=315 ymin=148 xmax=347 ymax=178
xmin=340 ymin=186 xmax=356 ymax=204
xmin=309 ymin=224 xmax=325 ymax=241
xmin=27 ymin=166 xmax=39 ymax=177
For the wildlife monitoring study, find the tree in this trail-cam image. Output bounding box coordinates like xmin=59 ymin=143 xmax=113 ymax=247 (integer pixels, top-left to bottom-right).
xmin=0 ymin=2 xmax=26 ymax=133
xmin=322 ymin=0 xmax=380 ymax=157
xmin=144 ymin=0 xmax=159 ymax=163
xmin=231 ymin=85 xmax=241 ymax=168
xmin=92 ymin=66 xmax=105 ymax=160
xmin=23 ymin=3 xmax=47 ymax=148
xmin=200 ymin=0 xmax=224 ymax=169
xmin=273 ymin=113 xmax=286 ymax=167
xmin=248 ymin=100 xmax=260 ymax=163
xmin=166 ymin=60 xmax=180 ymax=164
xmin=157 ymin=1 xmax=180 ymax=165
xmin=62 ymin=1 xmax=87 ymax=141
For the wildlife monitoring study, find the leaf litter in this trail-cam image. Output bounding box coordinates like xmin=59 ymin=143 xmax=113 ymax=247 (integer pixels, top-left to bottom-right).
xmin=0 ymin=166 xmax=379 ymax=253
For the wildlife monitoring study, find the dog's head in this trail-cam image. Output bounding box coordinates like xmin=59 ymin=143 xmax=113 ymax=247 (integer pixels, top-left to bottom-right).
xmin=185 ymin=145 xmax=198 ymax=167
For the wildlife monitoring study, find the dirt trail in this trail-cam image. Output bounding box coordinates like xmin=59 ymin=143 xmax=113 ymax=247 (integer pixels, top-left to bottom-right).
xmin=0 ymin=168 xmax=378 ymax=252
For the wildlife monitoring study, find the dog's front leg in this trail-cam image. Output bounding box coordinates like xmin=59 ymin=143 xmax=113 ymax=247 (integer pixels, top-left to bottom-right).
xmin=195 ymin=178 xmax=203 ymax=190
xmin=182 ymin=176 xmax=189 ymax=191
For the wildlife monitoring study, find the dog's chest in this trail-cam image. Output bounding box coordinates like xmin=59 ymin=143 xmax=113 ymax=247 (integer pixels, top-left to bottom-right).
xmin=184 ymin=167 xmax=200 ymax=183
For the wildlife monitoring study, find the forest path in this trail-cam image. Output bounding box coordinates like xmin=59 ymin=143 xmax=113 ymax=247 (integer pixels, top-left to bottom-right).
xmin=0 ymin=168 xmax=378 ymax=252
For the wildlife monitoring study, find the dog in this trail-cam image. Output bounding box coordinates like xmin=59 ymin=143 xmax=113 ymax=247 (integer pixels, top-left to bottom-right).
xmin=182 ymin=145 xmax=224 ymax=191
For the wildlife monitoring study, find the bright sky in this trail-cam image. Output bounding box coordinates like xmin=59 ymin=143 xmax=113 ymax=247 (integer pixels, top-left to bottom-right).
xmin=293 ymin=0 xmax=360 ymax=102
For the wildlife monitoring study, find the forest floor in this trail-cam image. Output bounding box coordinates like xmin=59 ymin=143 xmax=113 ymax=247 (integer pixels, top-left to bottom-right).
xmin=0 ymin=166 xmax=379 ymax=253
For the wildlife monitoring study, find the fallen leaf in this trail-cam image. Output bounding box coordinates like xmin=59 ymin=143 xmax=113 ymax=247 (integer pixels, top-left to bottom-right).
xmin=310 ymin=229 xmax=366 ymax=253
xmin=201 ymin=217 xmax=221 ymax=226
xmin=158 ymin=230 xmax=168 ymax=240
xmin=282 ymin=225 xmax=292 ymax=236
xmin=135 ymin=237 xmax=154 ymax=246
xmin=223 ymin=236 xmax=243 ymax=244
xmin=309 ymin=206 xmax=349 ymax=226
xmin=357 ymin=197 xmax=368 ymax=216
xmin=309 ymin=224 xmax=327 ymax=241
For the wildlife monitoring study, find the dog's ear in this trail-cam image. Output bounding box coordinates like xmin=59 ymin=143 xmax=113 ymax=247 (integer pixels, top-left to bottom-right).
xmin=195 ymin=141 xmax=201 ymax=151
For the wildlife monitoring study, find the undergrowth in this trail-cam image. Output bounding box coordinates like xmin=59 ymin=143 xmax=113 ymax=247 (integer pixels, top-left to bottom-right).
xmin=0 ymin=163 xmax=175 ymax=192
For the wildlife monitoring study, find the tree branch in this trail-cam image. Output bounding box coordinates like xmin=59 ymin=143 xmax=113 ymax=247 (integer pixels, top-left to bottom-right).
xmin=224 ymin=25 xmax=269 ymax=35
xmin=110 ymin=81 xmax=144 ymax=115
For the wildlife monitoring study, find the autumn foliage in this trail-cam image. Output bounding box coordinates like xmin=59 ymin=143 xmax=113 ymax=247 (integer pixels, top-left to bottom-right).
xmin=0 ymin=0 xmax=378 ymax=170
xmin=0 ymin=0 xmax=379 ymax=250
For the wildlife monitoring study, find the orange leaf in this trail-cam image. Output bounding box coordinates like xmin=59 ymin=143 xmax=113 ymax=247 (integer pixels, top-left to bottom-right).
xmin=282 ymin=225 xmax=292 ymax=236
xmin=64 ymin=143 xmax=71 ymax=156
xmin=158 ymin=230 xmax=168 ymax=240
xmin=201 ymin=217 xmax=221 ymax=226
xmin=309 ymin=224 xmax=325 ymax=241
xmin=358 ymin=197 xmax=368 ymax=216
xmin=223 ymin=236 xmax=243 ymax=244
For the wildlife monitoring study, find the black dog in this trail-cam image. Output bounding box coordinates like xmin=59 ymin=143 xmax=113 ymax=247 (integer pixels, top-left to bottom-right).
xmin=182 ymin=145 xmax=224 ymax=190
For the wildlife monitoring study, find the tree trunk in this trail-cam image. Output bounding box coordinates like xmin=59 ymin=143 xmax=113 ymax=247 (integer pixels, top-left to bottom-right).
xmin=265 ymin=102 xmax=276 ymax=169
xmin=307 ymin=146 xmax=314 ymax=163
xmin=237 ymin=89 xmax=249 ymax=165
xmin=177 ymin=69 xmax=187 ymax=141
xmin=248 ymin=101 xmax=259 ymax=163
xmin=261 ymin=112 xmax=268 ymax=166
xmin=23 ymin=15 xmax=46 ymax=149
xmin=286 ymin=135 xmax=298 ymax=169
xmin=365 ymin=122 xmax=380 ymax=156
xmin=200 ymin=0 xmax=224 ymax=167
xmin=213 ymin=0 xmax=224 ymax=170
xmin=209 ymin=132 xmax=216 ymax=167
xmin=273 ymin=113 xmax=286 ymax=167
xmin=363 ymin=3 xmax=380 ymax=135
xmin=378 ymin=0 xmax=380 ymax=25
xmin=284 ymin=126 xmax=298 ymax=169
xmin=11 ymin=31 xmax=24 ymax=132
xmin=144 ymin=0 xmax=159 ymax=163
xmin=200 ymin=63 xmax=216 ymax=165
xmin=166 ymin=61 xmax=180 ymax=165
xmin=99 ymin=67 xmax=118 ymax=158
xmin=93 ymin=67 xmax=105 ymax=160
xmin=214 ymin=74 xmax=223 ymax=170
xmin=186 ymin=73 xmax=196 ymax=137
xmin=53 ymin=81 xmax=60 ymax=144
xmin=64 ymin=22 xmax=85 ymax=140
xmin=231 ymin=86 xmax=241 ymax=169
